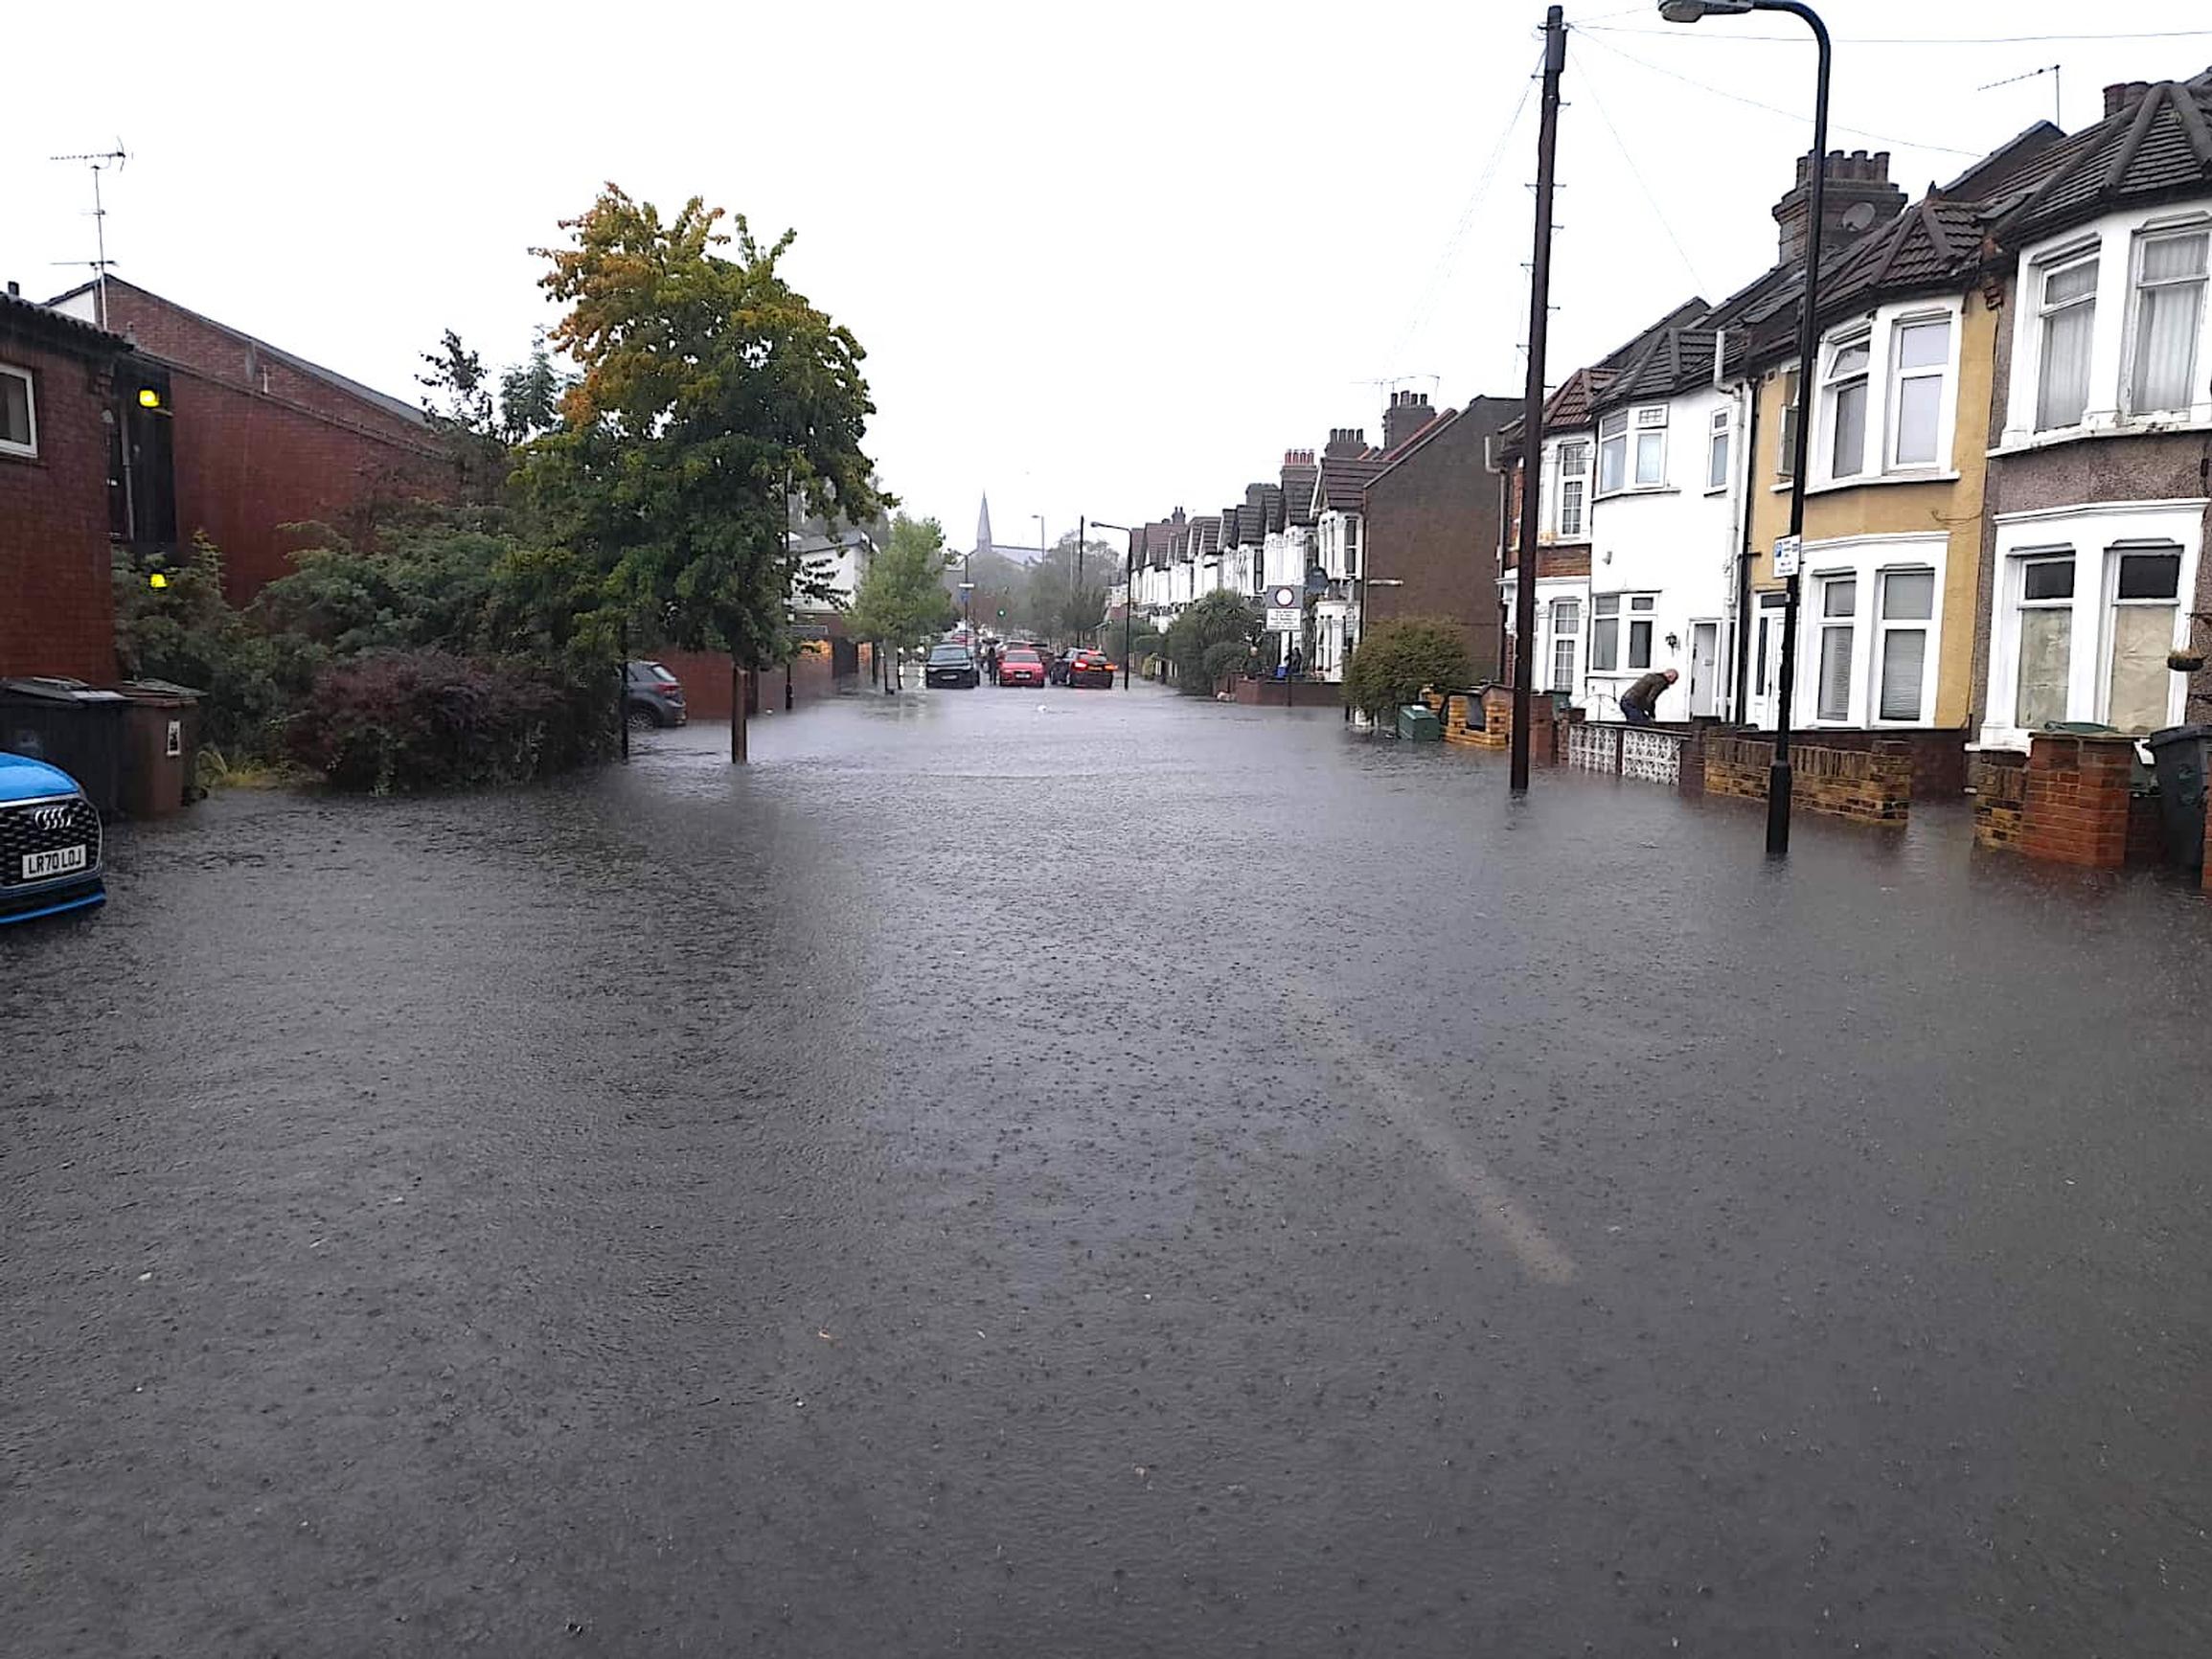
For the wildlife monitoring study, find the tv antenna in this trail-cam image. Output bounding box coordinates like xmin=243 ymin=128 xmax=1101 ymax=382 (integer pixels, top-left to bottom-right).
xmin=1975 ymin=65 xmax=2061 ymax=130
xmin=49 ymin=141 xmax=129 ymax=328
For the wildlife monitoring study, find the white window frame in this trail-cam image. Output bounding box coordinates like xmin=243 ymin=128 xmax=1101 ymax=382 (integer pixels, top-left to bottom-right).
xmin=1806 ymin=301 xmax=1965 ymax=490
xmin=1597 ymin=412 xmax=1628 ymax=496
xmin=2031 ymin=239 xmax=2101 ymax=434
xmin=1872 ymin=566 xmax=1939 ymax=725
xmin=1705 ymin=407 xmax=1731 ymax=493
xmin=0 ymin=362 xmax=36 ymax=460
xmin=1821 ymin=328 xmax=1873 ymax=483
xmin=2122 ymin=224 xmax=2210 ymax=420
xmin=1813 ymin=574 xmax=1858 ymax=723
xmin=1548 ymin=596 xmax=1581 ymax=693
xmin=2098 ymin=542 xmax=2184 ymax=730
xmin=1980 ymin=500 xmax=2205 ymax=748
xmin=1554 ymin=440 xmax=1589 ymax=538
xmin=2002 ymin=211 xmax=2212 ymax=449
xmin=1596 ymin=407 xmax=1668 ymax=497
xmin=1886 ymin=313 xmax=1953 ymax=471
xmin=1590 ymin=592 xmax=1620 ymax=671
xmin=1774 ymin=534 xmax=1950 ymax=731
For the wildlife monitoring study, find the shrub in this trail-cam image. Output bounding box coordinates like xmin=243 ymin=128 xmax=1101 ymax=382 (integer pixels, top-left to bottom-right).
xmin=1343 ymin=617 xmax=1475 ymax=722
xmin=114 ymin=535 xmax=304 ymax=759
xmin=1201 ymin=639 xmax=1254 ymax=688
xmin=285 ymin=649 xmax=604 ymax=793
xmin=1165 ymin=591 xmax=1263 ymax=694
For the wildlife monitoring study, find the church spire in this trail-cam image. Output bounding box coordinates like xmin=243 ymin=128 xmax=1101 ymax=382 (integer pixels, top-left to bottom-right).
xmin=976 ymin=493 xmax=993 ymax=559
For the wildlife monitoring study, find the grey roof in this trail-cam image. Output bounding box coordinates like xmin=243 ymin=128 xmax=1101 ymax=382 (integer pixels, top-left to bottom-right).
xmin=1994 ymin=73 xmax=2212 ymax=244
xmin=0 ymin=288 xmax=127 ymax=353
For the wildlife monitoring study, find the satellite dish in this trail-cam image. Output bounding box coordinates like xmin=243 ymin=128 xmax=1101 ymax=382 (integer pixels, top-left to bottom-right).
xmin=1840 ymin=201 xmax=1878 ymax=233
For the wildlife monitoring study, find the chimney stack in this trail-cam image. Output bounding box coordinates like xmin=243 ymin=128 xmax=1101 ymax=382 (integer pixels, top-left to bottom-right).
xmin=1382 ymin=390 xmax=1438 ymax=454
xmin=1323 ymin=427 xmax=1368 ymax=459
xmin=1772 ymin=148 xmax=1905 ymax=265
xmin=2103 ymin=80 xmax=2153 ymax=118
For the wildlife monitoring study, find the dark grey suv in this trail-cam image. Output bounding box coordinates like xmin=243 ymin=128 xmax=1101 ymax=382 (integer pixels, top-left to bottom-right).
xmin=625 ymin=661 xmax=688 ymax=729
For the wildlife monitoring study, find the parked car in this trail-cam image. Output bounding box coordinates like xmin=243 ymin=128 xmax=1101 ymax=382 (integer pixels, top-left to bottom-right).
xmin=998 ymin=648 xmax=1048 ymax=689
xmin=0 ymin=752 xmax=105 ymax=924
xmin=625 ymin=661 xmax=688 ymax=730
xmin=1064 ymin=649 xmax=1117 ymax=689
xmin=924 ymin=644 xmax=981 ymax=689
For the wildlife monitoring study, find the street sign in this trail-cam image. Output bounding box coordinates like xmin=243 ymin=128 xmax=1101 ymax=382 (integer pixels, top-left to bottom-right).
xmin=1772 ymin=534 xmax=1801 ymax=578
xmin=1267 ymin=607 xmax=1302 ymax=631
xmin=1268 ymin=584 xmax=1299 ymax=610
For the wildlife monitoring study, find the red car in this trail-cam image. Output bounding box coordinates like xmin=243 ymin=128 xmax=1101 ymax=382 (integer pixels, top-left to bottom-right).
xmin=998 ymin=648 xmax=1047 ymax=688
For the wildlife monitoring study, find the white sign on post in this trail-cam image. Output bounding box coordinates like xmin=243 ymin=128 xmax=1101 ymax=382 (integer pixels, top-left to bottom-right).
xmin=1267 ymin=584 xmax=1302 ymax=632
xmin=1771 ymin=534 xmax=1801 ymax=578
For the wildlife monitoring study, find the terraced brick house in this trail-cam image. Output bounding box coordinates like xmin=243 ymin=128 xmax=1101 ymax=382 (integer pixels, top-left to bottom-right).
xmin=1973 ymin=72 xmax=2212 ymax=753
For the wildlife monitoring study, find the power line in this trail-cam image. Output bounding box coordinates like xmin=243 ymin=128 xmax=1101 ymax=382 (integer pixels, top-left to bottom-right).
xmin=1574 ymin=45 xmax=1708 ymax=294
xmin=1578 ymin=23 xmax=2212 ymax=47
xmin=1573 ymin=29 xmax=1984 ymax=158
xmin=1384 ymin=48 xmax=1544 ymax=371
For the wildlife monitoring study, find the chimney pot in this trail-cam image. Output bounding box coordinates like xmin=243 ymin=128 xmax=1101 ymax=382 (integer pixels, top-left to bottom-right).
xmin=6 ymin=280 xmax=18 ymax=298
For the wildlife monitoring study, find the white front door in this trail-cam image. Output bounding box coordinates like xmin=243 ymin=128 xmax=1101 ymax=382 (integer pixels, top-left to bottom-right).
xmin=1746 ymin=596 xmax=1787 ymax=729
xmin=1688 ymin=621 xmax=1721 ymax=716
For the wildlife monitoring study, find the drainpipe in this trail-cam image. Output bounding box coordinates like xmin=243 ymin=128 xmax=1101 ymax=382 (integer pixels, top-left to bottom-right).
xmin=1730 ymin=370 xmax=1763 ymax=721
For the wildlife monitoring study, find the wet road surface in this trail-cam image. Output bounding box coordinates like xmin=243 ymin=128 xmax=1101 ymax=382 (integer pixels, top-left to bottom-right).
xmin=8 ymin=681 xmax=2212 ymax=1656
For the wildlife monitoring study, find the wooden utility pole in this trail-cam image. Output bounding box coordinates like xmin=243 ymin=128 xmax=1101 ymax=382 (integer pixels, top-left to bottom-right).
xmin=1511 ymin=6 xmax=1566 ymax=794
xmin=731 ymin=664 xmax=749 ymax=763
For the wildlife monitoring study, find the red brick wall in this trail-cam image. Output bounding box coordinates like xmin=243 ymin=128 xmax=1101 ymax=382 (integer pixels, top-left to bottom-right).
xmin=96 ymin=284 xmax=458 ymax=600
xmin=1362 ymin=400 xmax=1516 ymax=674
xmin=2019 ymin=733 xmax=2134 ymax=869
xmin=0 ymin=335 xmax=118 ymax=680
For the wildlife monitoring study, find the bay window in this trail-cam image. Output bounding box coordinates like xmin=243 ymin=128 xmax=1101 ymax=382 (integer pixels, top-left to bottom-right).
xmin=1816 ymin=577 xmax=1856 ymax=721
xmin=2125 ymin=229 xmax=2207 ymax=417
xmin=1888 ymin=317 xmax=1950 ymax=467
xmin=2035 ymin=253 xmax=2098 ymax=430
xmin=1597 ymin=408 xmax=1666 ymax=495
xmin=1706 ymin=407 xmax=1730 ymax=491
xmin=1775 ymin=371 xmax=1800 ymax=481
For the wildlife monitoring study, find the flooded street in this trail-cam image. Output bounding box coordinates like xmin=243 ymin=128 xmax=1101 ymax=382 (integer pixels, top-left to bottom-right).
xmin=9 ymin=683 xmax=2212 ymax=1656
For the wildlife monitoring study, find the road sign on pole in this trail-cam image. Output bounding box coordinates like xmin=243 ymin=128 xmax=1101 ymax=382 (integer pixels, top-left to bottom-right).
xmin=1267 ymin=607 xmax=1302 ymax=631
xmin=1772 ymin=534 xmax=1802 ymax=578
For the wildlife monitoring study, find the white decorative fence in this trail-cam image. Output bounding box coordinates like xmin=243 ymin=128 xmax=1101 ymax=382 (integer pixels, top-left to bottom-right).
xmin=1567 ymin=721 xmax=1691 ymax=787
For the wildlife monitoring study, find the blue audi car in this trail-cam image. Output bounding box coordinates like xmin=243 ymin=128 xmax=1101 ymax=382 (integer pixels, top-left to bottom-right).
xmin=0 ymin=752 xmax=104 ymax=924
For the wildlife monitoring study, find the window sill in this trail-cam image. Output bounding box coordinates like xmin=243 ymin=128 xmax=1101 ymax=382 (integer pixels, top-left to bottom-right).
xmin=1990 ymin=417 xmax=2212 ymax=457
xmin=1772 ymin=470 xmax=1961 ymax=494
xmin=1593 ymin=487 xmax=1677 ymax=502
xmin=0 ymin=445 xmax=41 ymax=465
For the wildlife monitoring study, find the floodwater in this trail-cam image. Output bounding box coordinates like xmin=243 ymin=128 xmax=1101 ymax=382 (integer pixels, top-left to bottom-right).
xmin=8 ymin=681 xmax=2212 ymax=1656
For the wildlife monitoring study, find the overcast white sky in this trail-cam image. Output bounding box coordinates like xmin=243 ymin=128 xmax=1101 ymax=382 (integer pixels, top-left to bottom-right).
xmin=10 ymin=2 xmax=2212 ymax=556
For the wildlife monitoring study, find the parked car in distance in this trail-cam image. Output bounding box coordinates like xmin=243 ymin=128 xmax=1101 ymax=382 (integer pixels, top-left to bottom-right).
xmin=625 ymin=661 xmax=688 ymax=730
xmin=0 ymin=752 xmax=105 ymax=924
xmin=1064 ymin=649 xmax=1117 ymax=689
xmin=998 ymin=648 xmax=1047 ymax=689
xmin=924 ymin=644 xmax=981 ymax=689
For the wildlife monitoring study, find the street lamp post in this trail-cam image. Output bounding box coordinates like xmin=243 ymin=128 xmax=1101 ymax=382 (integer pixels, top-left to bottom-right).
xmin=1089 ymin=520 xmax=1135 ymax=687
xmin=1660 ymin=0 xmax=1829 ymax=855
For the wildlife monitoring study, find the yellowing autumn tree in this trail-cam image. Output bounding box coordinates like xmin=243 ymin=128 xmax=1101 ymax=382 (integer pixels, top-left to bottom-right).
xmin=520 ymin=186 xmax=885 ymax=668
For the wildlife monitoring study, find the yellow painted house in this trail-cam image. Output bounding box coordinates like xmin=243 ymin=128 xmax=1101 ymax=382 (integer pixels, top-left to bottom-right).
xmin=1739 ymin=196 xmax=2014 ymax=743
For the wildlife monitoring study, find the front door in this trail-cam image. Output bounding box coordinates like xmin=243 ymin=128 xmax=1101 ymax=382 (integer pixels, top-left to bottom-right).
xmin=1688 ymin=621 xmax=1721 ymax=717
xmin=1745 ymin=594 xmax=1788 ymax=729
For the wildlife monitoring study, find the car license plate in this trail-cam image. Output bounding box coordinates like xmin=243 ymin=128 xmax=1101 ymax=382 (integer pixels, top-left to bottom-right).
xmin=23 ymin=844 xmax=87 ymax=880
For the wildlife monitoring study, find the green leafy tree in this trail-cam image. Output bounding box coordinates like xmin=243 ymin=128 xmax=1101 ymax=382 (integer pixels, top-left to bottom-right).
xmin=1342 ymin=616 xmax=1475 ymax=721
xmin=850 ymin=515 xmax=956 ymax=686
xmin=519 ymin=186 xmax=885 ymax=670
xmin=497 ymin=330 xmax=569 ymax=445
xmin=1164 ymin=590 xmax=1264 ymax=693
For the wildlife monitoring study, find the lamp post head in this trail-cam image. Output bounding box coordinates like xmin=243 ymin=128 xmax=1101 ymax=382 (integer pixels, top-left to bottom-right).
xmin=1658 ymin=0 xmax=1755 ymax=19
